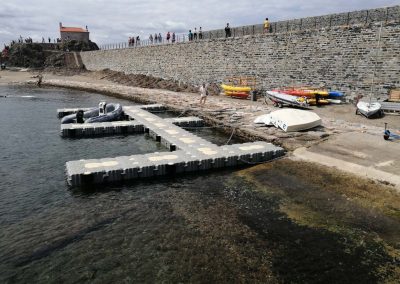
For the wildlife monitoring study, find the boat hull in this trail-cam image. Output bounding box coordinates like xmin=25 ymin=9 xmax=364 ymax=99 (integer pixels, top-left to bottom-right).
xmin=255 ymin=109 xmax=322 ymax=132
xmin=356 ymin=101 xmax=383 ymax=118
xmin=266 ymin=91 xmax=309 ymax=108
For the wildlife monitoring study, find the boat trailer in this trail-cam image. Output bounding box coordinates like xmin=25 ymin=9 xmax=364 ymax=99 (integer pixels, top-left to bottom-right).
xmin=384 ymin=123 xmax=400 ymax=141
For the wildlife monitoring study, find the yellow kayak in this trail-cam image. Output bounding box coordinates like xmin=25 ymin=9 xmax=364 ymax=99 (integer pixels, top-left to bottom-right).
xmin=308 ymin=98 xmax=330 ymax=105
xmin=221 ymin=84 xmax=252 ymax=92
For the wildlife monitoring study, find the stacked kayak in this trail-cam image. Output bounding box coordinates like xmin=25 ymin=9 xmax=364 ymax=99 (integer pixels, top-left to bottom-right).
xmin=221 ymin=84 xmax=252 ymax=99
xmin=268 ymin=87 xmax=345 ymax=106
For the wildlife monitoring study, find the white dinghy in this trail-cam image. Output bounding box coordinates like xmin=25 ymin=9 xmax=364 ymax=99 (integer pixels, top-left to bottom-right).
xmin=356 ymin=101 xmax=383 ymax=118
xmin=255 ymin=109 xmax=322 ymax=132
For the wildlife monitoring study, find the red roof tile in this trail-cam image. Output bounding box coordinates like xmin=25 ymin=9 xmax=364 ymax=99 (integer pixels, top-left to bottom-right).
xmin=60 ymin=27 xmax=87 ymax=33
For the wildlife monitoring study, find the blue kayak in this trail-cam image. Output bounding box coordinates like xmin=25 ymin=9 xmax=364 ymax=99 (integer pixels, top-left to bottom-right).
xmin=328 ymin=91 xmax=344 ymax=98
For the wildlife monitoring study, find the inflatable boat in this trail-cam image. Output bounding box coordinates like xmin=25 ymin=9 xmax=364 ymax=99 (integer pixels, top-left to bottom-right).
xmin=61 ymin=103 xmax=123 ymax=124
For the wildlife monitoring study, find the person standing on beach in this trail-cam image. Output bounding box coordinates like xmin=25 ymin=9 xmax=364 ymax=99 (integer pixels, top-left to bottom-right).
xmin=172 ymin=32 xmax=176 ymax=43
xmin=166 ymin=32 xmax=171 ymax=43
xmin=199 ymin=27 xmax=203 ymax=39
xmin=37 ymin=74 xmax=43 ymax=87
xmin=158 ymin=33 xmax=162 ymax=43
xmin=199 ymin=83 xmax=208 ymax=105
xmin=264 ymin=18 xmax=270 ymax=33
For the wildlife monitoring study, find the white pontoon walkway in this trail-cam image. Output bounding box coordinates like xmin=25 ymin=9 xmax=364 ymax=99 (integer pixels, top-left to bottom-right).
xmin=60 ymin=104 xmax=285 ymax=187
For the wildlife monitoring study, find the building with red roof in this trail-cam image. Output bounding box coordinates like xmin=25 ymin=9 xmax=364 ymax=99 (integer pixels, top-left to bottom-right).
xmin=59 ymin=22 xmax=89 ymax=43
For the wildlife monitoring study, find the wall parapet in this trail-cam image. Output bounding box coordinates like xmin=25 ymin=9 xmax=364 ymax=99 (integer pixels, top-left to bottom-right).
xmin=203 ymin=5 xmax=400 ymax=39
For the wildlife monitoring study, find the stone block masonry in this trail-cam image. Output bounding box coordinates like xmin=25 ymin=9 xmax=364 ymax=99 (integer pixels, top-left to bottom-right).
xmin=81 ymin=6 xmax=400 ymax=98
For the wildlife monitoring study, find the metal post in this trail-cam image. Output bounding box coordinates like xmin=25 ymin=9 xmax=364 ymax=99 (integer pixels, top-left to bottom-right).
xmin=347 ymin=12 xmax=350 ymax=26
xmin=329 ymin=15 xmax=332 ymax=28
xmin=385 ymin=7 xmax=389 ymax=23
xmin=252 ymin=25 xmax=255 ymax=35
xmin=300 ymin=19 xmax=302 ymax=30
xmin=274 ymin=22 xmax=277 ymax=33
xmin=365 ymin=10 xmax=369 ymax=25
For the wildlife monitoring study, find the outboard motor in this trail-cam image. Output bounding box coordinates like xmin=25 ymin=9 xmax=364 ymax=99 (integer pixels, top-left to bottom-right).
xmin=76 ymin=110 xmax=84 ymax=124
xmin=99 ymin=101 xmax=107 ymax=116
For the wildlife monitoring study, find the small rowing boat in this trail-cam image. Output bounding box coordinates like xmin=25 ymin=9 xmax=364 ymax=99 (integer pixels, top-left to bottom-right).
xmin=356 ymin=101 xmax=383 ymax=118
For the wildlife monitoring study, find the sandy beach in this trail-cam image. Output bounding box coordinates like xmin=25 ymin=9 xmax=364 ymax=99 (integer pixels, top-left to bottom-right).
xmin=1 ymin=69 xmax=399 ymax=188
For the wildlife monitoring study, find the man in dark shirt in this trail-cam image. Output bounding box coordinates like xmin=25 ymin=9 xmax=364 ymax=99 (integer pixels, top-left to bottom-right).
xmin=225 ymin=23 xmax=231 ymax=38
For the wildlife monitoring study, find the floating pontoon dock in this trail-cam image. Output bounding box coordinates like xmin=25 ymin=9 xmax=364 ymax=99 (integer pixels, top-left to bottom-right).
xmin=59 ymin=104 xmax=285 ymax=187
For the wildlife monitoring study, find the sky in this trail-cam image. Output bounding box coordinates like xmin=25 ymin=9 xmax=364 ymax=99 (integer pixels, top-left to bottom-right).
xmin=0 ymin=0 xmax=399 ymax=47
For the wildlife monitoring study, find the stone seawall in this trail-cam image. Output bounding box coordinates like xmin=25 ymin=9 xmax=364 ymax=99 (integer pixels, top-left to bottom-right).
xmin=81 ymin=12 xmax=400 ymax=98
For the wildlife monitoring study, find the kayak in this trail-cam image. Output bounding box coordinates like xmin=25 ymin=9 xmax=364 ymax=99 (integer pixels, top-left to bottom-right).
xmin=221 ymin=84 xmax=252 ymax=92
xmin=276 ymin=89 xmax=314 ymax=98
xmin=277 ymin=89 xmax=329 ymax=97
xmin=224 ymin=92 xmax=249 ymax=99
xmin=328 ymin=91 xmax=344 ymax=97
xmin=307 ymin=98 xmax=330 ymax=105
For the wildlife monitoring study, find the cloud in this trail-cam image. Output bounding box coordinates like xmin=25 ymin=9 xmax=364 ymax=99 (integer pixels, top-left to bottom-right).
xmin=0 ymin=0 xmax=398 ymax=47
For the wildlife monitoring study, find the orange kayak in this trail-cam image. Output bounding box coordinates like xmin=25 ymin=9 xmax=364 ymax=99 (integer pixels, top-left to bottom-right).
xmin=275 ymin=89 xmax=329 ymax=97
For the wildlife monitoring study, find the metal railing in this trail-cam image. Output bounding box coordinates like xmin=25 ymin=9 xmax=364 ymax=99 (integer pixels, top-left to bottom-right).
xmin=100 ymin=33 xmax=192 ymax=50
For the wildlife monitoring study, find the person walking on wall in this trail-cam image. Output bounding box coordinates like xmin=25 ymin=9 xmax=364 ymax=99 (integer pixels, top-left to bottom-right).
xmin=225 ymin=23 xmax=231 ymax=38
xmin=264 ymin=18 xmax=270 ymax=33
xmin=199 ymin=27 xmax=203 ymax=39
xmin=199 ymin=83 xmax=208 ymax=105
xmin=193 ymin=28 xmax=198 ymax=40
xmin=188 ymin=30 xmax=193 ymax=41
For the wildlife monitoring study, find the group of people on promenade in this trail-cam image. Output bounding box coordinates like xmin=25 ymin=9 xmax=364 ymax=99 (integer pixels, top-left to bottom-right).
xmin=126 ymin=17 xmax=270 ymax=48
xmin=224 ymin=18 xmax=270 ymax=38
xmin=149 ymin=32 xmax=176 ymax=44
xmin=42 ymin=37 xmax=62 ymax=44
xmin=128 ymin=36 xmax=140 ymax=46
xmin=10 ymin=35 xmax=63 ymax=46
xmin=188 ymin=27 xmax=203 ymax=41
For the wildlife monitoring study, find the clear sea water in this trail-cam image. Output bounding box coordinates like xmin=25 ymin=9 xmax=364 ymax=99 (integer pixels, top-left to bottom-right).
xmin=0 ymin=85 xmax=397 ymax=283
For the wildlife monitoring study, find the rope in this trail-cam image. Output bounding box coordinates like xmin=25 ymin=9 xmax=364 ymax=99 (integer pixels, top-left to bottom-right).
xmin=225 ymin=128 xmax=236 ymax=145
xmin=177 ymin=109 xmax=188 ymax=118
